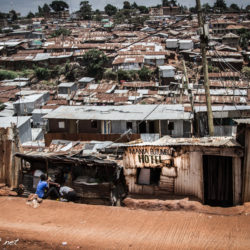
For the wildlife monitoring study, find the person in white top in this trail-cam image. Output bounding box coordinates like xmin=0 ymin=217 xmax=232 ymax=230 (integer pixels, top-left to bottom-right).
xmin=59 ymin=186 xmax=77 ymax=202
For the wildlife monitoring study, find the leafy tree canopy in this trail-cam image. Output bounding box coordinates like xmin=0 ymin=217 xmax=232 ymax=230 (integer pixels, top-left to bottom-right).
xmin=50 ymin=1 xmax=69 ymax=12
xmin=162 ymin=0 xmax=177 ymax=7
xmin=82 ymin=49 xmax=107 ymax=79
xmin=50 ymin=28 xmax=71 ymax=38
xmin=43 ymin=4 xmax=51 ymax=13
xmin=80 ymin=1 xmax=92 ymax=20
xmin=27 ymin=11 xmax=35 ymax=19
xmin=230 ymin=4 xmax=240 ymax=11
xmin=10 ymin=10 xmax=18 ymax=21
xmin=213 ymin=0 xmax=227 ymax=10
xmin=104 ymin=4 xmax=117 ymax=16
xmin=123 ymin=1 xmax=131 ymax=9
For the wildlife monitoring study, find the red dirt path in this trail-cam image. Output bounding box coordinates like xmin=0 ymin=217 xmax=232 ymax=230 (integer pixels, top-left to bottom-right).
xmin=0 ymin=197 xmax=250 ymax=249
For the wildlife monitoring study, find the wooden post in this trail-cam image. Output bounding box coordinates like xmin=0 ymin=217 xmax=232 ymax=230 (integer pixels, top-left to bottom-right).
xmin=45 ymin=158 xmax=49 ymax=178
xmin=159 ymin=120 xmax=162 ymax=138
xmin=196 ymin=0 xmax=214 ymax=136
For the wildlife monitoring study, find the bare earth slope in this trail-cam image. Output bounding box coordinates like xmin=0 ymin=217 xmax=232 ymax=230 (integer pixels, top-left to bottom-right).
xmin=0 ymin=197 xmax=250 ymax=249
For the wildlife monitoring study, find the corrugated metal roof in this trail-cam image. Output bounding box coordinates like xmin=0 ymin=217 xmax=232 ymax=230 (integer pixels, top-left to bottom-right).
xmin=0 ymin=116 xmax=31 ymax=128
xmin=194 ymin=105 xmax=250 ymax=112
xmin=43 ymin=104 xmax=192 ymax=121
xmin=125 ymin=136 xmax=241 ymax=148
xmin=234 ymin=119 xmax=250 ymax=125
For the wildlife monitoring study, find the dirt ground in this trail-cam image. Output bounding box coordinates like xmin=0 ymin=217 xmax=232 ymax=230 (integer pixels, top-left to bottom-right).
xmin=0 ymin=197 xmax=250 ymax=249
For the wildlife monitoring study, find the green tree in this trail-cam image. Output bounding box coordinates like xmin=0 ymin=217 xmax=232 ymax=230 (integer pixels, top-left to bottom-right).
xmin=163 ymin=0 xmax=177 ymax=7
xmin=138 ymin=67 xmax=152 ymax=81
xmin=27 ymin=11 xmax=35 ymax=19
xmin=189 ymin=6 xmax=197 ymax=13
xmin=237 ymin=28 xmax=250 ymax=50
xmin=202 ymin=3 xmax=211 ymax=13
xmin=50 ymin=28 xmax=71 ymax=38
xmin=242 ymin=67 xmax=250 ymax=79
xmin=50 ymin=1 xmax=69 ymax=12
xmin=10 ymin=10 xmax=17 ymax=21
xmin=162 ymin=0 xmax=170 ymax=7
xmin=94 ymin=9 xmax=102 ymax=21
xmin=131 ymin=2 xmax=138 ymax=9
xmin=35 ymin=67 xmax=50 ymax=80
xmin=103 ymin=69 xmax=117 ymax=80
xmin=104 ymin=4 xmax=117 ymax=16
xmin=137 ymin=6 xmax=149 ymax=14
xmin=230 ymin=4 xmax=240 ymax=11
xmin=0 ymin=69 xmax=18 ymax=80
xmin=213 ymin=0 xmax=227 ymax=10
xmin=43 ymin=4 xmax=51 ymax=14
xmin=123 ymin=1 xmax=131 ymax=9
xmin=82 ymin=49 xmax=107 ymax=79
xmin=117 ymin=69 xmax=132 ymax=81
xmin=80 ymin=1 xmax=92 ymax=20
xmin=38 ymin=6 xmax=43 ymax=16
xmin=170 ymin=0 xmax=177 ymax=6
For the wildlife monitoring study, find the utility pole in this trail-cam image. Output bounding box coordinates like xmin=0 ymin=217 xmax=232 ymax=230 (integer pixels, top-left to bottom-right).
xmin=182 ymin=59 xmax=194 ymax=136
xmin=196 ymin=0 xmax=214 ymax=136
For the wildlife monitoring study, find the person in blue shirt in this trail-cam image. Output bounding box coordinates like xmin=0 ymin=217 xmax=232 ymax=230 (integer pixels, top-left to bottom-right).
xmin=36 ymin=174 xmax=60 ymax=199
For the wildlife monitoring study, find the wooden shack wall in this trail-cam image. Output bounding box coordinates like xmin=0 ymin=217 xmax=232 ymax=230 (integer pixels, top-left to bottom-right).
xmin=123 ymin=145 xmax=242 ymax=204
xmin=123 ymin=146 xmax=203 ymax=201
xmin=243 ymin=125 xmax=250 ymax=202
xmin=0 ymin=127 xmax=22 ymax=188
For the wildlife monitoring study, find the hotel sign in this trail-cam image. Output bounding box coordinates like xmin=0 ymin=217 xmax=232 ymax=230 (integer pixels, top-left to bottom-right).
xmin=126 ymin=146 xmax=173 ymax=167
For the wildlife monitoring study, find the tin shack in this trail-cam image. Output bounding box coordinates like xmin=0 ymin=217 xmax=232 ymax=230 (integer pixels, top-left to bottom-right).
xmin=123 ymin=136 xmax=243 ymax=207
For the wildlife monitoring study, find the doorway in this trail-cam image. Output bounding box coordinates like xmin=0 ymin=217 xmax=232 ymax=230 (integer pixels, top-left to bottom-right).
xmin=203 ymin=155 xmax=233 ymax=207
xmin=139 ymin=121 xmax=146 ymax=133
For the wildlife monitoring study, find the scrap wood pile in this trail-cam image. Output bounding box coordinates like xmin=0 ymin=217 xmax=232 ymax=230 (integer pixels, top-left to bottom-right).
xmin=0 ymin=183 xmax=21 ymax=196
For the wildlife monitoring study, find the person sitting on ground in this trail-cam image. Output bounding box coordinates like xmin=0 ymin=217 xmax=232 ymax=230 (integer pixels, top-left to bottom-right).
xmin=36 ymin=174 xmax=60 ymax=200
xmin=59 ymin=186 xmax=77 ymax=202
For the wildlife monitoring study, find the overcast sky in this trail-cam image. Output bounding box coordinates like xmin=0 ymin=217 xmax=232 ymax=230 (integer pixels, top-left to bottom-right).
xmin=0 ymin=0 xmax=249 ymax=15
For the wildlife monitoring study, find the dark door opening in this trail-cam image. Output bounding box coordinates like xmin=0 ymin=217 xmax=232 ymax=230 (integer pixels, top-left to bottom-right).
xmin=149 ymin=121 xmax=155 ymax=133
xmin=203 ymin=155 xmax=233 ymax=207
xmin=139 ymin=121 xmax=146 ymax=133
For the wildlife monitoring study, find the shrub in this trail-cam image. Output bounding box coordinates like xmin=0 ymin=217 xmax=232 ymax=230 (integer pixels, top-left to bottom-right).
xmin=0 ymin=70 xmax=18 ymax=80
xmin=117 ymin=69 xmax=132 ymax=81
xmin=242 ymin=67 xmax=250 ymax=79
xmin=35 ymin=67 xmax=50 ymax=80
xmin=49 ymin=28 xmax=71 ymax=38
xmin=103 ymin=69 xmax=117 ymax=80
xmin=82 ymin=49 xmax=107 ymax=79
xmin=138 ymin=67 xmax=152 ymax=81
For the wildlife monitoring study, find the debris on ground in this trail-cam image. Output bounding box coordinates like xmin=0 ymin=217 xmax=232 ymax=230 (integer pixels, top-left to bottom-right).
xmin=26 ymin=194 xmax=43 ymax=208
xmin=123 ymin=197 xmax=245 ymax=216
xmin=0 ymin=183 xmax=18 ymax=196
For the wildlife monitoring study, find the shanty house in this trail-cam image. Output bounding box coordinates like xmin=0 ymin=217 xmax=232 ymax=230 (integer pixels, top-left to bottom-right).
xmin=112 ymin=56 xmax=144 ymax=71
xmin=159 ymin=65 xmax=176 ymax=85
xmin=78 ymin=77 xmax=95 ymax=89
xmin=123 ymin=136 xmax=243 ymax=207
xmin=0 ymin=116 xmax=32 ymax=143
xmin=32 ymin=109 xmax=53 ymax=128
xmin=144 ymin=55 xmax=165 ymax=66
xmin=235 ymin=119 xmax=250 ymax=204
xmin=166 ymin=39 xmax=178 ymax=49
xmin=58 ymin=82 xmax=77 ymax=95
xmin=222 ymin=33 xmax=240 ymax=48
xmin=15 ymin=142 xmax=126 ymax=205
xmin=178 ymin=40 xmax=194 ymax=50
xmin=43 ymin=105 xmax=193 ymax=145
xmin=195 ymin=106 xmax=250 ymax=137
xmin=13 ymin=94 xmax=47 ymax=116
